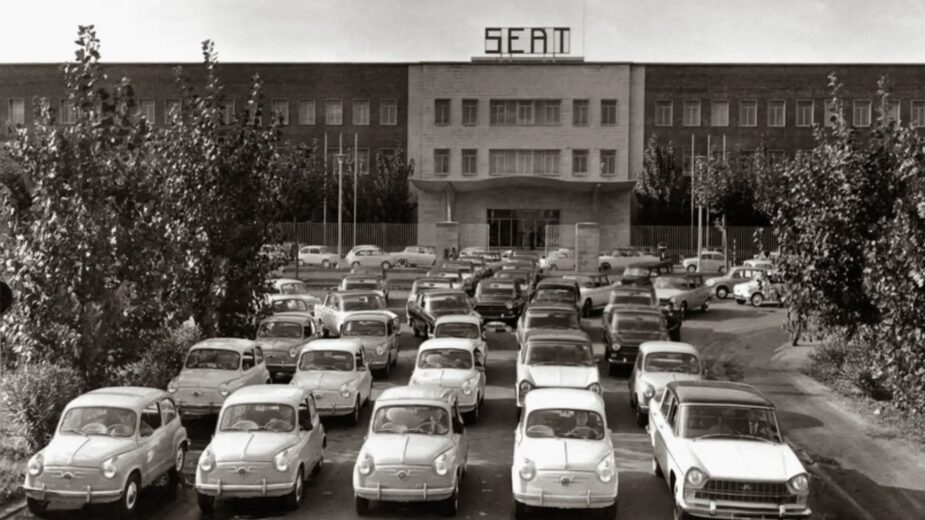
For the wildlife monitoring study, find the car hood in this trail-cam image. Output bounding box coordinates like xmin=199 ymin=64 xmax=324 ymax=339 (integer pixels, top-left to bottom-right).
xmin=256 ymin=338 xmax=305 ymax=352
xmin=42 ymin=435 xmax=137 ymax=467
xmin=523 ymin=328 xmax=579 ymax=341
xmin=614 ymin=331 xmax=668 ymax=345
xmin=343 ymin=336 xmax=390 ymax=350
xmin=410 ymin=369 xmax=475 ymax=388
xmin=685 ymin=439 xmax=805 ymax=481
xmin=291 ymin=370 xmax=358 ymax=390
xmin=524 ymin=365 xmax=598 ymax=388
xmin=174 ymin=369 xmax=238 ymax=388
xmin=639 ymin=372 xmax=702 ymax=392
xmin=474 ymin=296 xmax=513 ymax=305
xmin=520 ymin=438 xmax=611 ymax=471
xmin=362 ymin=434 xmax=454 ymax=466
xmin=209 ymin=432 xmax=297 ymax=463
xmin=704 ymin=276 xmax=731 ymax=286
xmin=654 ymin=288 xmax=687 ymax=299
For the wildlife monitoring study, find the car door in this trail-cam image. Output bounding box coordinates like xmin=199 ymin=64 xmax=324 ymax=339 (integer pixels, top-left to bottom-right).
xmin=451 ymin=403 xmax=469 ymax=470
xmin=241 ymin=348 xmax=260 ymax=385
xmin=356 ymin=350 xmax=372 ymax=401
xmin=296 ymin=396 xmax=320 ymax=470
xmin=158 ymin=398 xmax=181 ymax=474
xmin=138 ymin=400 xmax=169 ymax=485
xmin=650 ymin=390 xmax=676 ymax=476
xmin=254 ymin=346 xmax=272 ymax=382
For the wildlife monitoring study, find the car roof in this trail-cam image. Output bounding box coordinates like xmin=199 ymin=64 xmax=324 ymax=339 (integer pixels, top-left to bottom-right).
xmin=262 ymin=312 xmax=314 ymax=324
xmin=419 ymin=338 xmax=478 ymax=352
xmin=413 ymin=277 xmax=454 ymax=286
xmin=336 ymin=290 xmax=383 ymax=298
xmin=639 ymin=341 xmax=700 ymax=356
xmin=344 ymin=274 xmax=381 ymax=281
xmin=537 ymin=277 xmax=580 ymax=288
xmin=669 ymin=380 xmax=773 ymax=407
xmin=301 ymin=338 xmax=364 ymax=354
xmin=525 ymin=303 xmax=578 ymax=313
xmin=479 ymin=278 xmax=515 ymax=285
xmin=224 ymin=384 xmax=305 ymax=407
xmin=434 ymin=314 xmax=482 ymax=326
xmin=270 ymin=278 xmax=304 ymax=285
xmin=523 ymin=388 xmax=605 ymax=413
xmin=376 ymin=385 xmax=456 ymax=406
xmin=342 ymin=311 xmax=392 ymax=323
xmin=613 ymin=307 xmax=664 ymax=318
xmin=422 ymin=289 xmax=468 ymax=298
xmin=70 ymin=387 xmax=167 ymax=411
xmin=611 ymin=284 xmax=653 ymax=293
xmin=191 ymin=338 xmax=257 ymax=353
xmin=525 ymin=330 xmax=592 ymax=343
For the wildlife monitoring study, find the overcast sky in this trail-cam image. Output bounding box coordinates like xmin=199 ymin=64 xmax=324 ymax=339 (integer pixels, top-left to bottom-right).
xmin=3 ymin=0 xmax=924 ymax=63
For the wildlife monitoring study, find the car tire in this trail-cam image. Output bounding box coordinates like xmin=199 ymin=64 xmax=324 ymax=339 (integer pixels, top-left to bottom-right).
xmin=167 ymin=445 xmax=186 ymax=499
xmin=652 ymin=457 xmax=663 ymax=479
xmin=440 ymin=478 xmax=459 ymax=517
xmin=111 ymin=472 xmax=141 ymax=518
xmin=701 ymin=301 xmax=709 ymax=313
xmin=735 ymin=299 xmax=744 ymax=305
xmin=465 ymin=399 xmax=480 ymax=424
xmin=197 ymin=492 xmax=216 ymax=515
xmin=352 ymin=261 xmax=360 ymax=268
xmin=322 ymin=259 xmax=330 ymax=269
xmin=382 ymin=356 xmax=392 ymax=378
xmin=686 ymin=265 xmax=697 ymax=273
xmin=751 ymin=293 xmax=764 ymax=307
xmin=513 ymin=500 xmax=529 ymax=520
xmin=600 ymin=262 xmax=611 ymax=271
xmin=312 ymin=454 xmax=324 ymax=477
xmin=716 ymin=286 xmax=728 ymax=299
xmin=355 ymin=496 xmax=371 ymax=516
xmin=717 ymin=265 xmax=727 ymax=275
xmin=283 ymin=466 xmax=304 ymax=510
xmin=348 ymin=397 xmax=361 ymax=426
xmin=582 ymin=299 xmax=593 ymax=318
xmin=26 ymin=498 xmax=49 ymax=518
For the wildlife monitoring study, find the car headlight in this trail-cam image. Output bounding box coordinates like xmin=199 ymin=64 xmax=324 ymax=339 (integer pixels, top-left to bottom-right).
xmin=518 ymin=380 xmax=534 ymax=397
xmin=518 ymin=459 xmax=536 ymax=481
xmin=685 ymin=467 xmax=708 ymax=489
xmin=433 ymin=452 xmax=450 ymax=476
xmin=587 ymin=382 xmax=603 ymax=395
xmin=199 ymin=450 xmax=215 ymax=473
xmin=596 ymin=457 xmax=615 ymax=483
xmin=505 ymin=302 xmax=513 ymax=310
xmin=357 ymin=453 xmax=375 ymax=475
xmin=27 ymin=453 xmax=43 ymax=477
xmin=100 ymin=457 xmax=118 ymax=479
xmin=613 ymin=343 xmax=622 ymax=352
xmin=461 ymin=379 xmax=474 ymax=396
xmin=788 ymin=473 xmax=810 ymax=495
xmin=643 ymin=383 xmax=656 ymax=399
xmin=289 ymin=346 xmax=299 ymax=358
xmin=274 ymin=449 xmax=290 ymax=472
xmin=218 ymin=382 xmax=229 ymax=397
xmin=376 ymin=345 xmax=385 ymax=355
xmin=339 ymin=383 xmax=351 ymax=399
xmin=167 ymin=379 xmax=178 ymax=393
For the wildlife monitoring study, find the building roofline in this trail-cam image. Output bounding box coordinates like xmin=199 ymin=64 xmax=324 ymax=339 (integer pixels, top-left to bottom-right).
xmin=3 ymin=60 xmax=924 ymax=67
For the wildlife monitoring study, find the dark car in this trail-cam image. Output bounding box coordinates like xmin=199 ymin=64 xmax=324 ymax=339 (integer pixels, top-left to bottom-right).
xmin=619 ymin=260 xmax=674 ymax=287
xmin=472 ymin=279 xmax=526 ymax=327
xmin=515 ymin=303 xmax=582 ymax=346
xmin=530 ymin=277 xmax=581 ymax=311
xmin=407 ymin=289 xmax=475 ymax=337
xmin=492 ymin=269 xmax=534 ymax=294
xmin=602 ymin=284 xmax=681 ymax=341
xmin=603 ymin=307 xmax=670 ymax=375
xmin=427 ymin=267 xmax=472 ymax=294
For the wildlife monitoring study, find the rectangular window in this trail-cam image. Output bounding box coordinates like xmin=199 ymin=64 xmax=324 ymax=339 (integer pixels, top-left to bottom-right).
xmin=655 ymin=100 xmax=673 ymax=127
xmin=434 ymin=149 xmax=450 ymax=175
xmin=354 ymin=148 xmax=369 ymax=174
xmin=796 ymin=100 xmax=814 ymax=127
xmin=221 ymin=100 xmax=235 ymax=125
xmin=886 ymin=100 xmax=901 ymax=123
xmin=682 ymin=100 xmax=701 ymax=127
xmin=853 ymin=100 xmax=871 ymax=127
xmin=462 ymin=149 xmax=478 ymax=176
xmin=434 ymin=99 xmax=451 ymax=125
xmin=739 ymin=100 xmax=757 ymax=127
xmin=298 ymin=100 xmax=316 ymax=125
xmin=488 ymin=100 xmax=561 ymax=126
xmin=139 ymin=99 xmax=156 ymax=123
xmin=353 ymin=99 xmax=370 ymax=126
xmin=8 ymin=99 xmax=25 ymax=126
xmin=824 ymin=100 xmax=840 ymax=127
xmin=489 ymin=150 xmax=560 ymax=175
xmin=272 ymin=99 xmax=289 ymax=125
xmin=516 ymin=100 xmax=534 ymax=125
xmin=164 ymin=99 xmax=181 ymax=123
xmin=572 ymin=149 xmax=589 ymax=175
xmin=379 ymin=99 xmax=397 ymax=126
xmin=768 ymin=100 xmax=786 ymax=127
xmin=711 ymin=100 xmax=729 ymax=127
xmin=911 ymin=101 xmax=925 ymax=127
xmin=601 ymin=99 xmax=617 ymax=126
xmin=600 ymin=149 xmax=616 ymax=176
xmin=462 ymin=99 xmax=478 ymax=126
xmin=573 ymin=99 xmax=589 ymax=126
xmin=325 ymin=99 xmax=343 ymax=125
xmin=57 ymin=99 xmax=76 ymax=124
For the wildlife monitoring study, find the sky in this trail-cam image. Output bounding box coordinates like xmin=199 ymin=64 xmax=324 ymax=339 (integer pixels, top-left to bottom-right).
xmin=2 ymin=0 xmax=925 ymax=63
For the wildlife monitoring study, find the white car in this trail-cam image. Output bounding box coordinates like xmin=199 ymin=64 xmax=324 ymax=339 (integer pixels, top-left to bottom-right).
xmin=267 ymin=278 xmax=321 ymax=313
xmin=598 ymin=248 xmax=660 ymax=271
xmin=649 ymin=381 xmax=811 ymax=520
xmin=628 ymin=341 xmax=702 ymax=427
xmin=344 ymin=245 xmax=392 ymax=269
xmin=704 ymin=266 xmax=767 ymax=300
xmin=512 ymin=389 xmax=618 ymax=519
xmin=298 ymin=245 xmax=339 ymax=268
xmin=316 ymin=290 xmax=399 ymax=338
xmin=539 ymin=248 xmax=575 ymax=271
xmin=561 ymin=273 xmax=618 ymax=317
xmin=682 ymin=250 xmax=727 ymax=274
xmin=410 ymin=338 xmax=486 ymax=422
xmin=392 ymin=246 xmax=436 ymax=268
xmin=516 ymin=331 xmax=601 ymax=409
xmin=432 ymin=314 xmax=488 ymax=362
xmin=290 ymin=339 xmax=373 ymax=425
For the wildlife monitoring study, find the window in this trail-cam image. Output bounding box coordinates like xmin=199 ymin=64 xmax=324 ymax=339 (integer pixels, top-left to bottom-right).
xmin=711 ymin=100 xmax=729 ymax=127
xmin=796 ymin=100 xmax=814 ymax=127
xmin=298 ymin=100 xmax=316 ymax=125
xmin=911 ymin=101 xmax=925 ymax=128
xmin=655 ymin=100 xmax=673 ymax=127
xmin=768 ymin=100 xmax=786 ymax=127
xmin=139 ymin=99 xmax=156 ymax=122
xmin=353 ymin=99 xmax=370 ymax=125
xmin=325 ymin=99 xmax=343 ymax=125
xmin=434 ymin=99 xmax=450 ymax=125
xmin=488 ymin=100 xmax=561 ymax=125
xmin=572 ymin=149 xmax=589 ymax=175
xmin=572 ymin=99 xmax=589 ymax=126
xmin=739 ymin=100 xmax=757 ymax=127
xmin=221 ymin=100 xmax=235 ymax=125
xmin=272 ymin=99 xmax=289 ymax=125
xmin=140 ymin=403 xmax=161 ymax=436
xmin=853 ymin=100 xmax=871 ymax=127
xmin=601 ymin=99 xmax=617 ymax=126
xmin=434 ymin=149 xmax=450 ymax=175
xmin=489 ymin=150 xmax=560 ymax=176
xmin=455 ymin=99 xmax=476 ymax=126
xmin=380 ymin=99 xmax=397 ymax=126
xmin=354 ymin=148 xmax=369 ymax=174
xmin=824 ymin=100 xmax=841 ymax=127
xmin=600 ymin=150 xmax=616 ymax=176
xmin=164 ymin=99 xmax=181 ymax=123
xmin=682 ymin=100 xmax=701 ymax=127
xmin=8 ymin=99 xmax=25 ymax=126
xmin=159 ymin=399 xmax=177 ymax=424
xmin=462 ymin=149 xmax=477 ymax=176
xmin=886 ymin=100 xmax=901 ymax=123
xmin=59 ymin=99 xmax=77 ymax=124
xmin=516 ymin=101 xmax=534 ymax=124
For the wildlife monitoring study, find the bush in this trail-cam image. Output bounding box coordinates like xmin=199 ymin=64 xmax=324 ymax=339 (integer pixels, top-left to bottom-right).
xmin=1 ymin=364 xmax=84 ymax=451
xmin=809 ymin=340 xmax=892 ymax=401
xmin=110 ymin=323 xmax=202 ymax=390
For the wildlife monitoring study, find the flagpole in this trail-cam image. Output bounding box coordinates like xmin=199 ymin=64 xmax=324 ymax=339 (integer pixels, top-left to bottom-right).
xmin=323 ymin=132 xmax=328 ymax=246
xmin=353 ymin=133 xmax=358 ymax=248
xmin=706 ymin=134 xmax=711 ymax=251
xmin=690 ymin=133 xmax=695 ymax=262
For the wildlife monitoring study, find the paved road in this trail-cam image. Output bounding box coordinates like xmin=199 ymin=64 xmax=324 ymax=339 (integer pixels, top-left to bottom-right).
xmin=14 ymin=299 xmax=857 ymax=520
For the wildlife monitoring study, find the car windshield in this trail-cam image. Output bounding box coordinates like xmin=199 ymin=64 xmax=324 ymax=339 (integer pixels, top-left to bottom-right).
xmin=341 ymin=295 xmax=385 ymax=311
xmin=59 ymin=407 xmax=137 ymax=437
xmin=257 ymin=321 xmax=303 ymax=339
xmin=344 ymin=281 xmax=379 ymax=291
xmin=186 ymin=349 xmax=240 ymax=370
xmin=434 ymin=322 xmax=480 ymax=339
xmin=533 ymin=288 xmax=577 ymax=303
xmin=477 ymin=283 xmax=515 ymax=296
xmin=280 ymin=282 xmax=308 ymax=294
xmin=526 ymin=311 xmax=579 ymax=329
xmin=654 ymin=277 xmax=689 ymax=290
xmin=563 ymin=276 xmax=593 ymax=288
xmin=645 ymin=352 xmax=701 ymax=374
xmin=614 ymin=315 xmax=664 ymax=332
xmin=219 ymin=403 xmax=296 ymax=433
xmin=418 ymin=348 xmax=473 ymax=369
xmin=525 ymin=409 xmax=605 ymax=440
xmin=372 ymin=405 xmax=450 ymax=435
xmin=299 ymin=350 xmax=354 ymax=371
xmin=342 ymin=319 xmax=386 ymax=337
xmin=609 ymin=292 xmax=653 ymax=305
xmin=415 ymin=281 xmax=453 ymax=292
xmin=271 ymin=299 xmax=309 ymax=312
xmin=494 ymin=272 xmax=525 ymax=283
xmin=426 ymin=294 xmax=469 ymax=310
xmin=682 ymin=405 xmax=782 ymax=442
xmin=526 ymin=342 xmax=595 ymax=366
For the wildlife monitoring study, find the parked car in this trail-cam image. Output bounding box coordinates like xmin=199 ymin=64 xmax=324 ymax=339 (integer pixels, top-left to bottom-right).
xmin=392 ymin=246 xmax=436 ymax=268
xmin=344 ymin=245 xmax=392 ymax=269
xmin=601 ymin=284 xmax=657 ymax=328
xmin=539 ymin=248 xmax=575 ymax=271
xmin=460 ymin=246 xmax=489 ymax=257
xmin=618 ymin=260 xmax=674 ymax=287
xmin=705 ymin=266 xmax=768 ymax=300
xmin=649 ymin=381 xmax=811 ymax=520
xmin=457 ymin=255 xmax=489 ymax=277
xmin=169 ymin=339 xmax=271 ymax=418
xmin=603 ymin=307 xmax=670 ymax=375
xmin=407 ymin=277 xmax=456 ymax=322
xmin=443 ymin=260 xmax=480 ymax=287
xmin=598 ymin=248 xmax=660 ymax=271
xmin=339 ymin=311 xmax=401 ymax=377
xmin=408 ymin=289 xmax=475 ymax=337
xmin=290 ymin=338 xmax=373 ymax=425
xmin=653 ymin=274 xmax=711 ymax=319
xmin=561 ymin=272 xmax=618 ymax=317
xmin=744 ymin=258 xmax=775 ymax=270
xmin=270 ymin=296 xmax=314 ymax=314
xmin=426 ymin=268 xmax=469 ymax=293
xmin=516 ymin=330 xmax=600 ymax=410
xmin=628 ymin=341 xmax=702 ymax=426
xmin=411 ymin=338 xmax=486 ymax=422
xmin=493 ymin=269 xmax=533 ymax=294
xmin=195 ymin=385 xmax=324 ymax=513
xmin=682 ymin=250 xmax=727 ymax=274
xmin=472 ymin=279 xmax=527 ymax=328
xmin=433 ymin=314 xmax=488 ymax=362
xmin=501 ymin=260 xmax=539 ymax=284
xmin=316 ymin=290 xmax=398 ymax=338
xmin=24 ymin=387 xmax=188 ymax=518
xmin=267 ymin=278 xmax=320 ymax=313
xmin=338 ymin=274 xmax=389 ymax=301
xmin=734 ymin=271 xmax=787 ymax=307
xmin=256 ymin=311 xmax=319 ymax=381
xmin=530 ymin=277 xmax=580 ymax=311
xmin=515 ymin=303 xmax=582 ymax=346
xmin=511 ymin=389 xmax=618 ymax=519
xmin=353 ymin=386 xmax=469 ymax=516
xmin=298 ymin=245 xmax=339 ymax=268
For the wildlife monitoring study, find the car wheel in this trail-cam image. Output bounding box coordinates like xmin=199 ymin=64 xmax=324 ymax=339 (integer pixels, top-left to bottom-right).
xmin=513 ymin=500 xmax=529 ymax=520
xmin=26 ymin=498 xmax=49 ymax=518
xmin=679 ymin=302 xmax=688 ymax=320
xmin=582 ymin=299 xmax=593 ymax=318
xmin=322 ymin=259 xmax=330 ymax=269
xmin=381 ymin=261 xmax=392 ymax=270
xmin=197 ymin=492 xmax=216 ymax=515
xmin=686 ymin=264 xmax=697 ymax=273
xmin=716 ymin=286 xmax=728 ymax=299
xmin=717 ymin=265 xmax=727 ymax=275
xmin=383 ymin=356 xmax=392 ymax=378
xmin=352 ymin=261 xmax=360 ymax=268
xmin=348 ymin=397 xmax=361 ymax=426
xmin=652 ymin=457 xmax=663 ymax=479
xmin=111 ymin=472 xmax=140 ymax=518
xmin=283 ymin=466 xmax=304 ymax=510
xmin=600 ymin=262 xmax=611 ymax=271
xmin=465 ymin=398 xmax=480 ymax=424
xmin=735 ymin=299 xmax=744 ymax=305
xmin=355 ymin=496 xmax=371 ymax=516
xmin=312 ymin=453 xmax=324 ymax=476
xmin=751 ymin=293 xmax=764 ymax=307
xmin=168 ymin=445 xmax=186 ymax=499
xmin=441 ymin=478 xmax=459 ymax=516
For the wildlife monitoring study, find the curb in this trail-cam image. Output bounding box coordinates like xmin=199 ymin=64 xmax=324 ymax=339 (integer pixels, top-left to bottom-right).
xmin=0 ymin=500 xmax=25 ymax=520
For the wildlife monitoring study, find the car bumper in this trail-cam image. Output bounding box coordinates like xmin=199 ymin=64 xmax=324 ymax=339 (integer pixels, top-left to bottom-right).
xmin=457 ymin=392 xmax=479 ymax=412
xmin=196 ymin=479 xmax=296 ymax=498
xmin=607 ymin=351 xmax=638 ymax=365
xmin=512 ymin=475 xmax=617 ymax=509
xmin=267 ymin=364 xmax=296 ymax=378
xmin=354 ymin=483 xmax=456 ymax=502
xmin=679 ymin=500 xmax=811 ymax=519
xmin=315 ymin=401 xmax=357 ymax=416
xmin=23 ymin=484 xmax=123 ymax=505
xmin=365 ymin=353 xmax=391 ymax=369
xmin=179 ymin=404 xmax=223 ymax=417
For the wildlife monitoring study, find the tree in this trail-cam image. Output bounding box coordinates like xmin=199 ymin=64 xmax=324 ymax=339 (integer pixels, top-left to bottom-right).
xmin=634 ymin=135 xmax=689 ymax=224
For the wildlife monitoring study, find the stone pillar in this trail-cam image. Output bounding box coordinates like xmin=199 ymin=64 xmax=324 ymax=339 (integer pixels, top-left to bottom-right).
xmin=574 ymin=222 xmax=600 ymax=273
xmin=445 ymin=185 xmax=456 ymax=221
xmin=435 ymin=221 xmax=460 ymax=263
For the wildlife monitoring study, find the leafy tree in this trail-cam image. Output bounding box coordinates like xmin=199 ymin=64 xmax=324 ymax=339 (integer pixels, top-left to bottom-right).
xmin=635 ymin=135 xmax=690 ymax=224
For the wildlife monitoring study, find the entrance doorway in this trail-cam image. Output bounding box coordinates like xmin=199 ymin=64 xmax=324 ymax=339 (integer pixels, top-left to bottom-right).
xmin=487 ymin=209 xmax=560 ymax=249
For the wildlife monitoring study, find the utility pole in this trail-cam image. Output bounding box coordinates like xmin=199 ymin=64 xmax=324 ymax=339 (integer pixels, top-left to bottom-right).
xmin=353 ymin=133 xmax=358 ymax=248
xmin=323 ymin=132 xmax=328 ymax=246
xmin=336 ymin=133 xmax=345 ymax=259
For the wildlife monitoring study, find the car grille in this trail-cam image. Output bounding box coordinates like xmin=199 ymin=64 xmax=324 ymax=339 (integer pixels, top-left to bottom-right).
xmin=176 ymin=387 xmax=221 ymax=403
xmin=695 ymin=480 xmax=799 ymax=504
xmin=42 ymin=466 xmax=95 ymax=491
xmin=216 ymin=462 xmax=273 ymax=482
xmin=371 ymin=465 xmax=432 ymax=487
xmin=616 ymin=345 xmax=639 ymax=356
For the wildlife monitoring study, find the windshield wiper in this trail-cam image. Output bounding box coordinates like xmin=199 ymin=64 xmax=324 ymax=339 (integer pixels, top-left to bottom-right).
xmin=695 ymin=433 xmax=774 ymax=443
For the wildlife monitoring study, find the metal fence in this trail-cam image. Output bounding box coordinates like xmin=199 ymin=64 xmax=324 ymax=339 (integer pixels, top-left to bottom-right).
xmin=276 ymin=222 xmax=488 ymax=252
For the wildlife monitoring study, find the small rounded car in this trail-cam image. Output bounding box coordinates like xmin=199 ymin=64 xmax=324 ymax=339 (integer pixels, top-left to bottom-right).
xmin=512 ymin=389 xmax=618 ymax=519
xmin=704 ymin=266 xmax=767 ymax=300
xmin=339 ymin=274 xmax=389 ymax=301
xmin=516 ymin=330 xmax=601 ymax=409
xmin=353 ymin=385 xmax=469 ymax=517
xmin=432 ymin=314 xmax=488 ymax=362
xmin=603 ymin=307 xmax=670 ymax=376
xmin=256 ymin=311 xmax=319 ymax=381
xmin=344 ymin=245 xmax=392 ymax=269
xmin=267 ymin=278 xmax=320 ymax=313
xmin=340 ymin=311 xmax=401 ymax=377
xmin=289 ymin=338 xmax=373 ymax=425
xmin=169 ymin=338 xmax=272 ymax=418
xmin=628 ymin=341 xmax=703 ymax=427
xmin=733 ymin=271 xmax=787 ymax=307
xmin=24 ymin=387 xmax=188 ymax=518
xmin=195 ymin=385 xmax=325 ymax=513
xmin=410 ymin=338 xmax=486 ymax=422
xmin=298 ymin=244 xmax=339 ymax=268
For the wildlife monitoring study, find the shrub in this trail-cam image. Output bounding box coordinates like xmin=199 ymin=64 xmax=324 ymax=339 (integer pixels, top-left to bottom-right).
xmin=1 ymin=364 xmax=84 ymax=451
xmin=809 ymin=340 xmax=892 ymax=401
xmin=110 ymin=323 xmax=202 ymax=390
